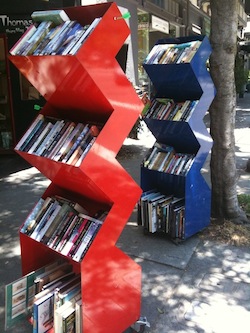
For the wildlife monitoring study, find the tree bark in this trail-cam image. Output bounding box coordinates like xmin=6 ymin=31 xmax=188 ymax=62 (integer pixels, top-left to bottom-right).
xmin=209 ymin=0 xmax=248 ymax=223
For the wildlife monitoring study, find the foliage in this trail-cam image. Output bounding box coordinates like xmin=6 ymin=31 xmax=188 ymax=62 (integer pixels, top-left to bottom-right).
xmin=238 ymin=194 xmax=250 ymax=217
xmin=128 ymin=118 xmax=142 ymax=139
xmin=235 ymin=54 xmax=249 ymax=94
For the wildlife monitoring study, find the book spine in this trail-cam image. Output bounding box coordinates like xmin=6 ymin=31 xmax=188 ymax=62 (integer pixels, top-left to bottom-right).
xmin=47 ymin=121 xmax=74 ymax=160
xmin=17 ymin=21 xmax=53 ymax=55
xmin=37 ymin=23 xmax=64 ymax=55
xmin=74 ymin=137 xmax=95 ymax=167
xmin=66 ymin=129 xmax=92 ymax=165
xmin=61 ymin=124 xmax=89 ymax=163
xmin=56 ymin=22 xmax=82 ymax=54
xmin=9 ymin=25 xmax=37 ymax=55
xmin=59 ymin=218 xmax=86 ymax=256
xmin=60 ymin=27 xmax=86 ymax=55
xmin=72 ymin=221 xmax=101 ymax=262
xmin=62 ymin=308 xmax=76 ymax=333
xmin=51 ymin=123 xmax=78 ymax=161
xmin=33 ymin=122 xmax=54 ymax=156
xmin=35 ymin=204 xmax=62 ymax=242
xmin=20 ymin=198 xmax=45 ymax=234
xmin=48 ymin=21 xmax=75 ymax=55
xmin=57 ymin=123 xmax=84 ymax=162
xmin=33 ymin=26 xmax=58 ymax=55
xmin=26 ymin=119 xmax=55 ymax=154
xmin=20 ymin=120 xmax=47 ymax=152
xmin=33 ymin=301 xmax=38 ymax=333
xmin=27 ymin=121 xmax=51 ymax=154
xmin=75 ymin=300 xmax=82 ymax=333
xmin=68 ymin=17 xmax=101 ymax=55
xmin=39 ymin=120 xmax=65 ymax=156
xmin=30 ymin=199 xmax=57 ymax=240
xmin=48 ymin=211 xmax=77 ymax=250
xmin=55 ymin=215 xmax=79 ymax=253
xmin=25 ymin=197 xmax=53 ymax=236
xmin=15 ymin=114 xmax=44 ymax=151
xmin=184 ymin=100 xmax=198 ymax=122
xmin=143 ymin=146 xmax=158 ymax=168
xmin=40 ymin=204 xmax=75 ymax=245
xmin=67 ymin=219 xmax=91 ymax=257
xmin=42 ymin=121 xmax=68 ymax=158
xmin=24 ymin=122 xmax=48 ymax=153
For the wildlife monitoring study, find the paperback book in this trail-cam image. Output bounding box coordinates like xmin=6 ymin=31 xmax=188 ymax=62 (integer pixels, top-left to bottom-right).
xmin=5 ymin=260 xmax=66 ymax=329
xmin=144 ymin=40 xmax=201 ymax=65
xmin=31 ymin=9 xmax=70 ymax=25
xmin=138 ymin=190 xmax=185 ymax=238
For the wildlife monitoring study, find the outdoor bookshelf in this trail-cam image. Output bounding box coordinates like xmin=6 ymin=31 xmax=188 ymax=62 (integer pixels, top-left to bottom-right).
xmin=139 ymin=35 xmax=215 ymax=240
xmin=8 ymin=3 xmax=143 ymax=333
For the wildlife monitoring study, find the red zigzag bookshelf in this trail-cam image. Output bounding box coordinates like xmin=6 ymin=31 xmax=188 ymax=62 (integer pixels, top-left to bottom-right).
xmin=9 ymin=3 xmax=143 ymax=333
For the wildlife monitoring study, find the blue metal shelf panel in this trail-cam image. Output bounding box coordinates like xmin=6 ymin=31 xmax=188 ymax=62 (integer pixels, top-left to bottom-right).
xmin=184 ymin=164 xmax=212 ymax=238
xmin=140 ymin=35 xmax=215 ymax=239
xmin=144 ymin=63 xmax=202 ymax=101
xmin=143 ymin=119 xmax=200 ymax=154
xmin=140 ymin=167 xmax=186 ymax=198
xmin=143 ymin=35 xmax=212 ymax=102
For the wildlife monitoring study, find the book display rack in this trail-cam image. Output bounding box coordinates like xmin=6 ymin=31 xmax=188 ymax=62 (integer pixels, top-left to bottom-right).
xmin=8 ymin=3 xmax=143 ymax=333
xmin=139 ymin=35 xmax=215 ymax=240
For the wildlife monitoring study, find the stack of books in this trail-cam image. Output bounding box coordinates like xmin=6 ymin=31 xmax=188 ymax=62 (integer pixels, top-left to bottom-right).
xmin=138 ymin=190 xmax=185 ymax=238
xmin=143 ymin=98 xmax=198 ymax=122
xmin=143 ymin=142 xmax=195 ymax=176
xmin=5 ymin=260 xmax=83 ymax=333
xmin=15 ymin=114 xmax=100 ymax=166
xmin=144 ymin=40 xmax=201 ymax=65
xmin=21 ymin=195 xmax=107 ymax=262
xmin=10 ymin=9 xmax=101 ymax=56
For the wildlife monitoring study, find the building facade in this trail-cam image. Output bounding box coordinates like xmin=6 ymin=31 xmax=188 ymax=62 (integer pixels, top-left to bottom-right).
xmin=0 ymin=0 xmax=77 ymax=152
xmin=0 ymin=0 xmax=248 ymax=152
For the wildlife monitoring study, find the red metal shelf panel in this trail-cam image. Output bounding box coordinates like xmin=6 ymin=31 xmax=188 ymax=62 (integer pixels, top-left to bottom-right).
xmin=11 ymin=3 xmax=143 ymax=332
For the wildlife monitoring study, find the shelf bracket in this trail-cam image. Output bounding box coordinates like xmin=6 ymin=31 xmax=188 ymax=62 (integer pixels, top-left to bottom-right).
xmin=130 ymin=316 xmax=150 ymax=332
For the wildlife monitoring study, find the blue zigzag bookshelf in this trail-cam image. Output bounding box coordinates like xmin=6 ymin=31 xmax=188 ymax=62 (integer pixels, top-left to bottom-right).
xmin=139 ymin=35 xmax=215 ymax=240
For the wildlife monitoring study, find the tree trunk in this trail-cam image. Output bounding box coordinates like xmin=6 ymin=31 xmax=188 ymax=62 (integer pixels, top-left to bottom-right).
xmin=209 ymin=0 xmax=248 ymax=223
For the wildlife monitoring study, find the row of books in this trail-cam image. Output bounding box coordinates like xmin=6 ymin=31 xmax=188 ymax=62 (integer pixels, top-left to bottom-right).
xmin=5 ymin=260 xmax=83 ymax=333
xmin=143 ymin=142 xmax=195 ymax=176
xmin=21 ymin=195 xmax=107 ymax=262
xmin=15 ymin=114 xmax=100 ymax=166
xmin=138 ymin=190 xmax=185 ymax=239
xmin=143 ymin=98 xmax=198 ymax=122
xmin=10 ymin=9 xmax=101 ymax=56
xmin=144 ymin=40 xmax=201 ymax=65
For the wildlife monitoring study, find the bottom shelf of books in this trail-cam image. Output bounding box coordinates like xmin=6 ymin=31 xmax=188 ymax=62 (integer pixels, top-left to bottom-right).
xmin=5 ymin=259 xmax=82 ymax=332
xmin=138 ymin=189 xmax=185 ymax=240
xmin=6 ymin=252 xmax=141 ymax=333
xmin=138 ymin=142 xmax=212 ymax=240
xmin=5 ymin=185 xmax=141 ymax=333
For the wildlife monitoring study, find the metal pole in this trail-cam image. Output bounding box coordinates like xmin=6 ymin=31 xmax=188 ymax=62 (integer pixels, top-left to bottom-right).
xmin=186 ymin=0 xmax=190 ymax=36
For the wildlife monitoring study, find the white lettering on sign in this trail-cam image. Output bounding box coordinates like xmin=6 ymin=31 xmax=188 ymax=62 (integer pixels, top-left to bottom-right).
xmin=0 ymin=14 xmax=32 ymax=27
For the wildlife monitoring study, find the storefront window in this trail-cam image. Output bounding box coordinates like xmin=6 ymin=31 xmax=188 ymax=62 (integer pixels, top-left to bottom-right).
xmin=169 ymin=23 xmax=180 ymax=38
xmin=138 ymin=11 xmax=150 ymax=87
xmin=0 ymin=35 xmax=13 ymax=149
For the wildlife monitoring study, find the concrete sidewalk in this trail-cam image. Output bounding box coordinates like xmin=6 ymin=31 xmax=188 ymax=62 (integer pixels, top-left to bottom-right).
xmin=118 ymin=93 xmax=250 ymax=332
xmin=0 ymin=94 xmax=250 ymax=333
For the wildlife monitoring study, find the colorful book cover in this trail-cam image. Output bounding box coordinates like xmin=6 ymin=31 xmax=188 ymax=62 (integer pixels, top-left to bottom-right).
xmin=9 ymin=24 xmax=37 ymax=55
xmin=33 ymin=292 xmax=54 ymax=333
xmin=5 ymin=261 xmax=64 ymax=329
xmin=62 ymin=306 xmax=75 ymax=333
xmin=31 ymin=9 xmax=70 ymax=25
